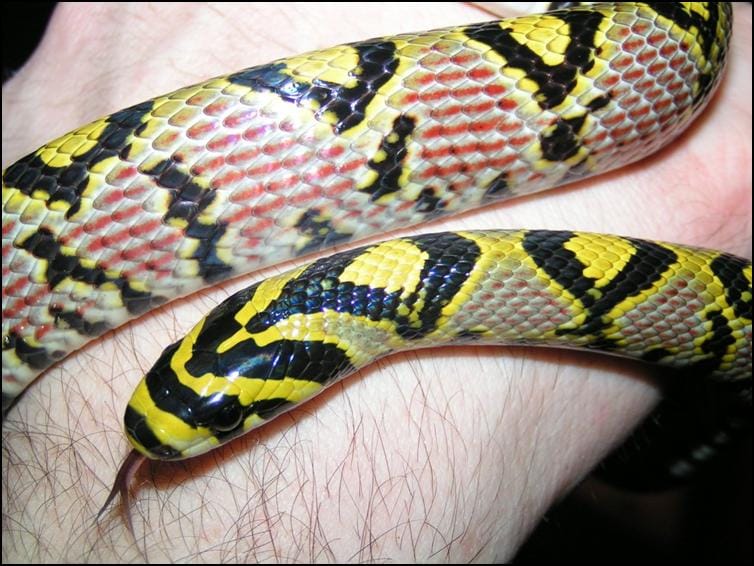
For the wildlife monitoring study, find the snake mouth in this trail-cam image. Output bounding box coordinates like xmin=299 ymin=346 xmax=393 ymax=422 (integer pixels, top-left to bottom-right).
xmin=124 ymin=405 xmax=184 ymax=460
xmin=123 ymin=396 xmax=244 ymax=460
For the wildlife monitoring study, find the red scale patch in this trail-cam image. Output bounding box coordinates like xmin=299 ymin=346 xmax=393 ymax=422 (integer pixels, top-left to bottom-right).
xmin=212 ymin=169 xmax=245 ymax=189
xmin=24 ymin=287 xmax=49 ymax=307
xmin=207 ymin=134 xmax=240 ymax=152
xmin=470 ymin=120 xmax=498 ymax=134
xmin=411 ymin=72 xmax=436 ymax=87
xmin=123 ymin=182 xmax=150 ymax=200
xmin=658 ymin=113 xmax=675 ymax=126
xmin=622 ymin=93 xmax=641 ymax=107
xmin=363 ymin=203 xmax=388 ymax=218
xmin=187 ymin=121 xmax=219 ymax=139
xmin=187 ymin=91 xmax=216 ymax=107
xmin=430 ymin=104 xmax=462 ymax=119
xmin=282 ymin=152 xmax=312 ymax=169
xmin=630 ymin=21 xmax=650 ymax=35
xmin=623 ymin=38 xmax=645 ymax=53
xmin=318 ymin=145 xmax=345 ymax=160
xmin=659 ymin=43 xmax=677 ymax=58
xmin=244 ymin=124 xmax=275 ymax=141
xmin=497 ymin=120 xmax=523 ymax=134
xmin=247 ymin=162 xmax=281 ymax=177
xmin=152 ymin=233 xmax=182 ymax=251
xmin=678 ymin=63 xmax=694 ymax=79
xmin=669 ymin=54 xmax=686 ymax=70
xmin=636 ymin=118 xmax=655 ymax=132
xmin=240 ymin=218 xmax=274 ymax=237
xmin=450 ymin=53 xmax=475 ymax=66
xmin=602 ymin=111 xmax=627 ymax=127
xmin=60 ymin=225 xmax=85 ymax=243
xmin=252 ymin=195 xmax=286 ymax=216
xmin=496 ymin=98 xmax=518 ymax=112
xmin=648 ymin=61 xmax=668 ymax=76
xmin=508 ymin=134 xmax=532 ymax=148
xmin=653 ymin=98 xmax=672 ymax=113
xmin=238 ymin=236 xmax=262 ymax=250
xmin=419 ymin=52 xmax=447 ymax=69
xmin=322 ymin=179 xmax=354 ymax=198
xmin=623 ymin=68 xmax=644 ymax=82
xmin=614 ymin=26 xmax=631 ymax=40
xmin=115 ymin=166 xmax=138 ymax=183
xmin=435 ymin=70 xmax=467 ymax=85
xmin=229 ymin=183 xmax=265 ymax=204
xmin=628 ymin=106 xmax=650 ymax=120
xmin=119 ymin=242 xmax=151 ymax=261
xmin=224 ymin=207 xmax=252 ymax=225
xmin=267 ymin=175 xmax=300 ymax=193
xmin=600 ymin=75 xmax=621 ymax=88
xmin=419 ymin=88 xmax=451 ymax=103
xmin=101 ymin=189 xmax=126 ymax=208
xmin=610 ymin=54 xmax=634 ymax=72
xmin=226 ymin=148 xmax=259 ymax=166
xmin=279 ymin=119 xmax=299 ymax=133
xmin=526 ymin=172 xmax=545 ymax=184
xmin=635 ymin=78 xmax=655 ymax=91
xmin=420 ymin=154 xmax=516 ymax=180
xmin=584 ymin=130 xmax=608 ymax=145
xmin=4 ymin=276 xmax=28 ymax=299
xmin=289 ymin=185 xmax=322 ymax=206
xmin=441 ymin=99 xmax=496 ymax=119
xmin=204 ymin=99 xmax=232 ymax=116
xmin=112 ymin=204 xmax=143 ymax=224
xmin=421 ymin=123 xmax=460 ymax=139
xmin=34 ymin=323 xmax=53 ymax=341
xmin=223 ymin=109 xmax=258 ymax=128
xmin=637 ymin=49 xmax=658 ymax=65
xmin=467 ymin=67 xmax=495 ymax=82
xmin=263 ymin=139 xmax=295 ymax=155
xmin=338 ymin=158 xmax=367 ymax=175
xmin=400 ymin=92 xmax=419 ymax=106
xmin=483 ymin=84 xmax=507 ymax=97
xmin=303 ymin=163 xmax=337 ymax=184
xmin=84 ymin=215 xmax=114 ymax=236
xmin=647 ymin=32 xmax=668 ymax=47
xmin=421 ymin=139 xmax=506 ymax=160
xmin=672 ymin=92 xmax=689 ymax=106
xmin=128 ymin=219 xmax=161 ymax=239
xmin=194 ymin=155 xmax=227 ymax=176
xmin=612 ymin=125 xmax=634 ymax=138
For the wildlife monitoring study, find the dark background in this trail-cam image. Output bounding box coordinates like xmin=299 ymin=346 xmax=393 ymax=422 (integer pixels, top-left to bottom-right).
xmin=3 ymin=3 xmax=751 ymax=562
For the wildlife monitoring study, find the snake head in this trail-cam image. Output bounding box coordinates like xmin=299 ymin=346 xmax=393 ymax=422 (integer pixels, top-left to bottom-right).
xmin=122 ymin=279 xmax=341 ymax=460
xmin=122 ymin=339 xmax=292 ymax=461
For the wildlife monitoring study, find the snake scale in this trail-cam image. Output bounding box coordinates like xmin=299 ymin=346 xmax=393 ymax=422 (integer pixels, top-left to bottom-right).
xmin=1 ymin=1 xmax=750 ymax=529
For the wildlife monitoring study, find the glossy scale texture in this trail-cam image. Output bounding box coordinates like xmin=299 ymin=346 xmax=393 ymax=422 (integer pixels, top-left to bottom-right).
xmin=2 ymin=3 xmax=732 ymax=399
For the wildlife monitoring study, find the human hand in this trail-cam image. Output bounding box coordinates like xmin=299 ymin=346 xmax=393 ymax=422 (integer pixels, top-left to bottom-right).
xmin=2 ymin=3 xmax=750 ymax=562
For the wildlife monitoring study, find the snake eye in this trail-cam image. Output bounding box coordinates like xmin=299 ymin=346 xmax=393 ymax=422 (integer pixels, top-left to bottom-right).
xmin=213 ymin=403 xmax=244 ymax=432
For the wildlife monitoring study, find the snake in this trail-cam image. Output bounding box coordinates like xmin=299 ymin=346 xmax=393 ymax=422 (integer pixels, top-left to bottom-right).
xmin=1 ymin=1 xmax=750 ymax=531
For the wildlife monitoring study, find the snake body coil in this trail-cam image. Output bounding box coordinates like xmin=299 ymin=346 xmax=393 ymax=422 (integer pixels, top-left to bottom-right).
xmin=2 ymin=3 xmax=733 ymax=402
xmin=124 ymin=229 xmax=751 ymax=461
xmin=1 ymin=2 xmax=750 ymax=523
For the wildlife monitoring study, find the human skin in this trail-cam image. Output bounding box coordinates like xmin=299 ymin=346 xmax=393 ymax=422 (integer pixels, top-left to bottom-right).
xmin=2 ymin=3 xmax=751 ymax=563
